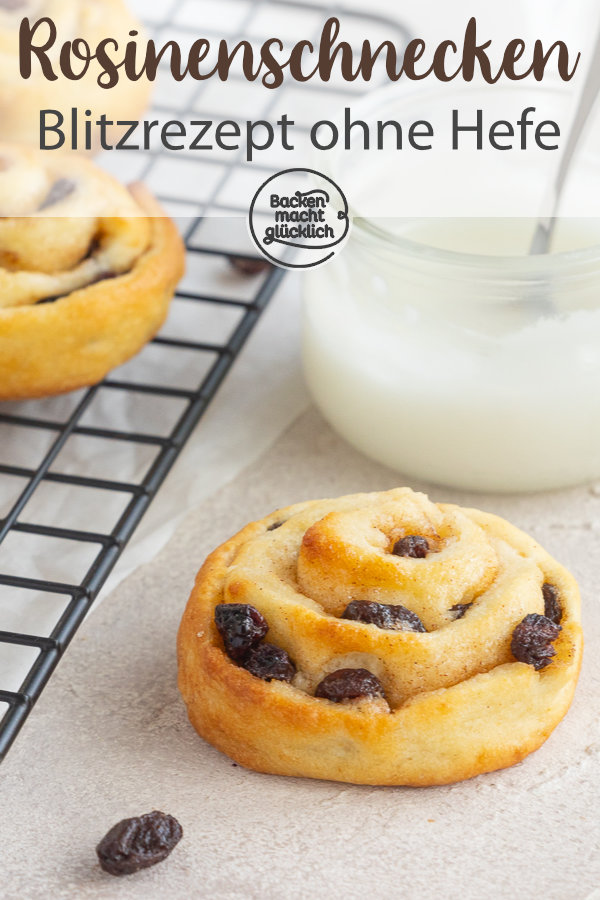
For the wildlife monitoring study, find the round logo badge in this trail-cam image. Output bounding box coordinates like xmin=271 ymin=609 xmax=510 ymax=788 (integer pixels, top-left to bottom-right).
xmin=248 ymin=168 xmax=351 ymax=269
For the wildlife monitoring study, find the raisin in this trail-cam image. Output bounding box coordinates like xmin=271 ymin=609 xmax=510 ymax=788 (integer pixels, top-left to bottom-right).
xmin=88 ymin=271 xmax=119 ymax=287
xmin=228 ymin=256 xmax=271 ymax=276
xmin=214 ymin=604 xmax=268 ymax=662
xmin=267 ymin=520 xmax=284 ymax=531
xmin=392 ymin=535 xmax=430 ymax=558
xmin=511 ymin=613 xmax=561 ymax=671
xmin=450 ymin=603 xmax=472 ymax=620
xmin=542 ymin=583 xmax=562 ymax=624
xmin=96 ymin=811 xmax=182 ymax=877
xmin=242 ymin=643 xmax=296 ymax=682
xmin=342 ymin=599 xmax=426 ymax=633
xmin=315 ymin=668 xmax=384 ymax=703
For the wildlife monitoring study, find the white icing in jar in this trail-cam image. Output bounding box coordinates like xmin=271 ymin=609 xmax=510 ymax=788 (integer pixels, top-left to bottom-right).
xmin=303 ymin=215 xmax=600 ymax=492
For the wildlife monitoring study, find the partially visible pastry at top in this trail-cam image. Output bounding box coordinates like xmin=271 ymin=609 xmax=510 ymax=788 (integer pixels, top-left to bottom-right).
xmin=178 ymin=487 xmax=584 ymax=786
xmin=0 ymin=0 xmax=151 ymax=149
xmin=0 ymin=144 xmax=185 ymax=400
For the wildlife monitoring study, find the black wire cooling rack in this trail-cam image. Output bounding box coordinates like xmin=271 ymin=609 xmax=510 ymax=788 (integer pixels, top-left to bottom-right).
xmin=0 ymin=0 xmax=409 ymax=759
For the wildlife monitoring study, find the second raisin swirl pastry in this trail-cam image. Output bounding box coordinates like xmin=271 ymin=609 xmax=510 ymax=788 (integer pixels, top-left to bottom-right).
xmin=0 ymin=144 xmax=185 ymax=399
xmin=0 ymin=0 xmax=151 ymax=148
xmin=178 ymin=488 xmax=583 ymax=786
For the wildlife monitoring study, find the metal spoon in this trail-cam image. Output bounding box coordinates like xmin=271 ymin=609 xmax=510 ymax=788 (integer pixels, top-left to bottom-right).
xmin=529 ymin=23 xmax=600 ymax=255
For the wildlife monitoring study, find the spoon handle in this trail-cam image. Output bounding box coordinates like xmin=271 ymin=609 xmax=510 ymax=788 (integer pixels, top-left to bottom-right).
xmin=530 ymin=22 xmax=600 ymax=254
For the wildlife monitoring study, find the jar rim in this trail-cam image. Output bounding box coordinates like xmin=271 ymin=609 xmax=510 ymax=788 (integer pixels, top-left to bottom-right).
xmin=323 ymin=80 xmax=600 ymax=278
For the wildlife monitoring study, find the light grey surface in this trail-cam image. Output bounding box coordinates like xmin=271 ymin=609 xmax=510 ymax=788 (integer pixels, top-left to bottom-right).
xmin=2 ymin=408 xmax=599 ymax=900
xmin=529 ymin=18 xmax=600 ymax=254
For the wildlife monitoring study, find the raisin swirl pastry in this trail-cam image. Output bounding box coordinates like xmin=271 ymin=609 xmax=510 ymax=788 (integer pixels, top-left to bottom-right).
xmin=0 ymin=145 xmax=184 ymax=400
xmin=177 ymin=488 xmax=583 ymax=786
xmin=0 ymin=0 xmax=150 ymax=148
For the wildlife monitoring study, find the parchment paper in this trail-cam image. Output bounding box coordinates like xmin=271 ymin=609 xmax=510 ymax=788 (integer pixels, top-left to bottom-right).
xmin=1 ymin=407 xmax=597 ymax=899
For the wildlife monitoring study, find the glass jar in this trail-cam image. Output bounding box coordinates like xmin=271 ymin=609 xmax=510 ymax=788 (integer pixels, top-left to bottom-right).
xmin=303 ymin=219 xmax=600 ymax=492
xmin=302 ymin=80 xmax=600 ymax=492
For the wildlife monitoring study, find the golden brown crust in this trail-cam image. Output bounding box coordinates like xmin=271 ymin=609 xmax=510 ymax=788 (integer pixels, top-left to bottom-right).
xmin=177 ymin=488 xmax=583 ymax=786
xmin=0 ymin=0 xmax=151 ymax=149
xmin=0 ymin=181 xmax=185 ymax=401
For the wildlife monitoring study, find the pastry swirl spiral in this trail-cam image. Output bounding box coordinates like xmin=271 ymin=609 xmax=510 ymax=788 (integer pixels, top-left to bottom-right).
xmin=178 ymin=488 xmax=583 ymax=786
xmin=0 ymin=144 xmax=185 ymax=399
xmin=0 ymin=0 xmax=150 ymax=148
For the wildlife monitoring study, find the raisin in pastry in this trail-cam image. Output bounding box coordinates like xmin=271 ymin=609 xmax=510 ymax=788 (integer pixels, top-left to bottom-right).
xmin=0 ymin=0 xmax=151 ymax=149
xmin=0 ymin=144 xmax=185 ymax=400
xmin=177 ymin=488 xmax=583 ymax=786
